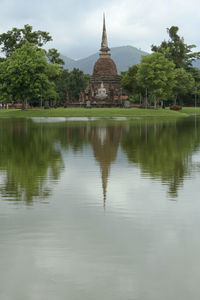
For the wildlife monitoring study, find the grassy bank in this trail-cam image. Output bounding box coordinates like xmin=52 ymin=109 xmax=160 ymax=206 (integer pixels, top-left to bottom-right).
xmin=0 ymin=107 xmax=199 ymax=118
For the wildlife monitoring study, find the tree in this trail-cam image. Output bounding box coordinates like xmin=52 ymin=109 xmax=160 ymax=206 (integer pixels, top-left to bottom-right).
xmin=0 ymin=42 xmax=55 ymax=107
xmin=121 ymin=65 xmax=139 ymax=94
xmin=136 ymin=53 xmax=176 ymax=107
xmin=68 ymin=68 xmax=90 ymax=100
xmin=55 ymin=69 xmax=70 ymax=103
xmin=55 ymin=68 xmax=90 ymax=102
xmin=151 ymin=26 xmax=200 ymax=69
xmin=46 ymin=48 xmax=64 ymax=65
xmin=173 ymin=68 xmax=195 ymax=105
xmin=0 ymin=24 xmax=52 ymax=57
xmin=189 ymin=68 xmax=200 ymax=100
xmin=121 ymin=65 xmax=146 ymax=104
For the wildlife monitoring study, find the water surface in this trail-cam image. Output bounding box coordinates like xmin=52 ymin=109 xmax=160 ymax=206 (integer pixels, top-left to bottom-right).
xmin=0 ymin=117 xmax=200 ymax=300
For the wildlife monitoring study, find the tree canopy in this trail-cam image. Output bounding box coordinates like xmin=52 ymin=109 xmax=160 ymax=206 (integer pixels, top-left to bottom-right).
xmin=151 ymin=26 xmax=200 ymax=69
xmin=136 ymin=53 xmax=176 ymax=106
xmin=0 ymin=24 xmax=52 ymax=57
xmin=0 ymin=42 xmax=56 ymax=105
xmin=121 ymin=25 xmax=200 ymax=106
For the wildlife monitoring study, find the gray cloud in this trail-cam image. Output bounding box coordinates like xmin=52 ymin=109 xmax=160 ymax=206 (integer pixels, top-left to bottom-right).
xmin=0 ymin=0 xmax=200 ymax=59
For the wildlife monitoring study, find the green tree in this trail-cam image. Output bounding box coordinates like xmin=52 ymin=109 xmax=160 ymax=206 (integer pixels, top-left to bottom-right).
xmin=0 ymin=42 xmax=55 ymax=107
xmin=152 ymin=26 xmax=200 ymax=69
xmin=55 ymin=69 xmax=70 ymax=103
xmin=46 ymin=48 xmax=64 ymax=65
xmin=121 ymin=65 xmax=139 ymax=94
xmin=68 ymin=68 xmax=90 ymax=100
xmin=121 ymin=65 xmax=145 ymax=103
xmin=189 ymin=68 xmax=200 ymax=101
xmin=55 ymin=68 xmax=90 ymax=102
xmin=173 ymin=68 xmax=195 ymax=105
xmin=0 ymin=24 xmax=52 ymax=57
xmin=136 ymin=53 xmax=176 ymax=107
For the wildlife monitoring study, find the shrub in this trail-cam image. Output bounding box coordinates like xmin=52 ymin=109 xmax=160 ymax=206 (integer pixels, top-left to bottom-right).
xmin=170 ymin=105 xmax=182 ymax=111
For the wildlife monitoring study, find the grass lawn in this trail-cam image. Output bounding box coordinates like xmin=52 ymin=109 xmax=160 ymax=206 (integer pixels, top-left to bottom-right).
xmin=0 ymin=107 xmax=199 ymax=118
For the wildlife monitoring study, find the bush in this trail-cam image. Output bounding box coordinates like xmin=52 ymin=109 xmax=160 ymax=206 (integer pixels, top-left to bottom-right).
xmin=170 ymin=105 xmax=182 ymax=111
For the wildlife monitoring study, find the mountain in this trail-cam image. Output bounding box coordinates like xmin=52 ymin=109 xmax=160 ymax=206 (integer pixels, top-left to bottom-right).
xmin=61 ymin=46 xmax=148 ymax=74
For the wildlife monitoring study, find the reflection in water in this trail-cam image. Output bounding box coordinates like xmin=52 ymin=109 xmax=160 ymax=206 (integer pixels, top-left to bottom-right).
xmin=0 ymin=119 xmax=64 ymax=203
xmin=89 ymin=126 xmax=122 ymax=207
xmin=57 ymin=123 xmax=123 ymax=206
xmin=121 ymin=118 xmax=200 ymax=197
xmin=0 ymin=117 xmax=200 ymax=203
xmin=1 ymin=117 xmax=200 ymax=300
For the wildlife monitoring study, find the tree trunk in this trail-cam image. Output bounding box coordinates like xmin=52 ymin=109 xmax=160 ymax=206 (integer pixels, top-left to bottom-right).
xmin=22 ymin=99 xmax=27 ymax=110
xmin=145 ymin=88 xmax=148 ymax=108
xmin=174 ymin=95 xmax=178 ymax=105
xmin=154 ymin=96 xmax=157 ymax=109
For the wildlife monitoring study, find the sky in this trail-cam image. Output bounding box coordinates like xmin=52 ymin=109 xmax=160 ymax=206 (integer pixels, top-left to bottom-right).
xmin=0 ymin=0 xmax=200 ymax=59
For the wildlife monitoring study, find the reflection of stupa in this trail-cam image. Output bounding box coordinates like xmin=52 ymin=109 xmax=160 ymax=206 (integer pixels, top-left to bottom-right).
xmin=89 ymin=126 xmax=122 ymax=207
xmin=84 ymin=14 xmax=127 ymax=105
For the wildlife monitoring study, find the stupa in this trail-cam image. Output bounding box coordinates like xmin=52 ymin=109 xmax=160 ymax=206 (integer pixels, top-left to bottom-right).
xmin=84 ymin=14 xmax=127 ymax=106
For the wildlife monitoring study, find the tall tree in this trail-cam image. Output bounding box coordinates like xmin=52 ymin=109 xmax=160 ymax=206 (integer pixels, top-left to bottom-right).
xmin=136 ymin=53 xmax=176 ymax=107
xmin=173 ymin=68 xmax=195 ymax=105
xmin=0 ymin=42 xmax=56 ymax=107
xmin=121 ymin=65 xmax=145 ymax=104
xmin=46 ymin=48 xmax=64 ymax=65
xmin=151 ymin=26 xmax=200 ymax=69
xmin=121 ymin=65 xmax=142 ymax=94
xmin=68 ymin=68 xmax=90 ymax=100
xmin=0 ymin=24 xmax=52 ymax=57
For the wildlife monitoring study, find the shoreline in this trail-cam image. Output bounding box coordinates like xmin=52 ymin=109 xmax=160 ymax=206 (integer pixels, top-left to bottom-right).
xmin=0 ymin=107 xmax=199 ymax=118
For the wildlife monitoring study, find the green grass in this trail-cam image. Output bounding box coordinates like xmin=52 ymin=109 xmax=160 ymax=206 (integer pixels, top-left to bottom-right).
xmin=0 ymin=106 xmax=199 ymax=118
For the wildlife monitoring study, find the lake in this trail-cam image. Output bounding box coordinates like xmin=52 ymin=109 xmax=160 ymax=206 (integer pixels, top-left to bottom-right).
xmin=0 ymin=116 xmax=200 ymax=300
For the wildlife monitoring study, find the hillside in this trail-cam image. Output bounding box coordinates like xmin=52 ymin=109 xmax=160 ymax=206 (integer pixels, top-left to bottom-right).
xmin=61 ymin=46 xmax=148 ymax=74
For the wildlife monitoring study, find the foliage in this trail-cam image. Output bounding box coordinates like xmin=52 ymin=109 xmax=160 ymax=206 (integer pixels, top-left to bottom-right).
xmin=173 ymin=68 xmax=195 ymax=104
xmin=0 ymin=42 xmax=55 ymax=105
xmin=136 ymin=53 xmax=176 ymax=105
xmin=68 ymin=68 xmax=90 ymax=100
xmin=151 ymin=26 xmax=200 ymax=69
xmin=0 ymin=24 xmax=52 ymax=57
xmin=120 ymin=65 xmax=145 ymax=102
xmin=56 ymin=68 xmax=90 ymax=102
xmin=46 ymin=48 xmax=64 ymax=65
xmin=189 ymin=68 xmax=200 ymax=98
xmin=121 ymin=65 xmax=139 ymax=94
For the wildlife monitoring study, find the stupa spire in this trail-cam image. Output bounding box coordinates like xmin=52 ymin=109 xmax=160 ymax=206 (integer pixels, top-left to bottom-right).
xmin=100 ymin=13 xmax=110 ymax=55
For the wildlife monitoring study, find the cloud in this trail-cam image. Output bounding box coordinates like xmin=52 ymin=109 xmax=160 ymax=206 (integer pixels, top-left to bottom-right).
xmin=0 ymin=0 xmax=199 ymax=58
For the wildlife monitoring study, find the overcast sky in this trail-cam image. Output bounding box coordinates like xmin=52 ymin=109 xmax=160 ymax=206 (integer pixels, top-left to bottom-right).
xmin=0 ymin=0 xmax=200 ymax=59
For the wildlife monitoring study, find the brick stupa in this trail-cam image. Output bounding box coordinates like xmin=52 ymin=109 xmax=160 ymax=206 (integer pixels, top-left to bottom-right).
xmin=84 ymin=14 xmax=127 ymax=106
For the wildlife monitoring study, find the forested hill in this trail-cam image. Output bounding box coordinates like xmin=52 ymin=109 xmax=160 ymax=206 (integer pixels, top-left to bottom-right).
xmin=61 ymin=46 xmax=148 ymax=74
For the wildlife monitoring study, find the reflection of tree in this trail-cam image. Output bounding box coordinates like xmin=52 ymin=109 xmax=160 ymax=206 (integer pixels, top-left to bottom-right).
xmin=121 ymin=118 xmax=200 ymax=197
xmin=0 ymin=119 xmax=63 ymax=203
xmin=58 ymin=124 xmax=89 ymax=151
xmin=3 ymin=117 xmax=199 ymax=204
